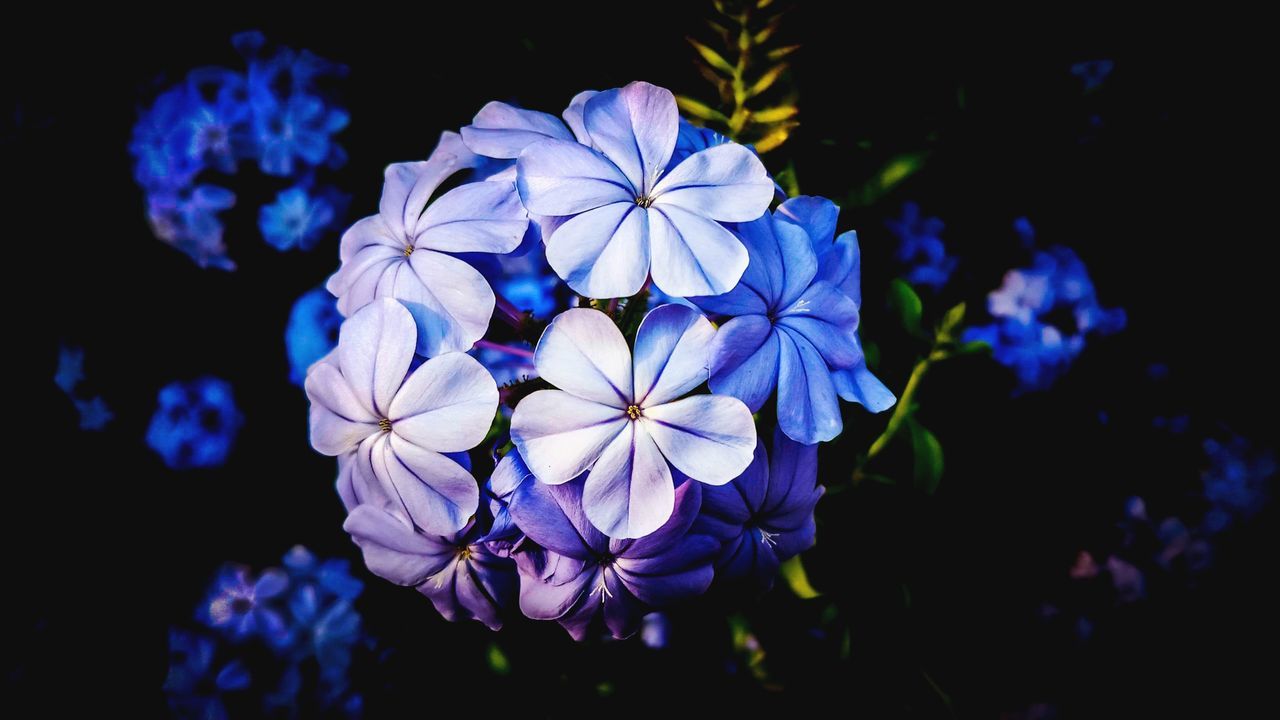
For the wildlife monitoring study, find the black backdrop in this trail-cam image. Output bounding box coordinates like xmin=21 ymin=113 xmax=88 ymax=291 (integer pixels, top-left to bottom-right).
xmin=9 ymin=5 xmax=1275 ymax=716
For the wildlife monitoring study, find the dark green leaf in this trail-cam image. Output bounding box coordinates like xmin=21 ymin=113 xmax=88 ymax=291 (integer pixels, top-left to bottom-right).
xmin=938 ymin=302 xmax=966 ymax=339
xmin=687 ymin=37 xmax=735 ymax=75
xmin=908 ymin=418 xmax=944 ymax=494
xmin=887 ymin=279 xmax=924 ymax=338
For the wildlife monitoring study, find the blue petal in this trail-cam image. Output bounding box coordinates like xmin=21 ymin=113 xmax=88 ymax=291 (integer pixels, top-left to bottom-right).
xmin=544 ymin=201 xmax=650 ymax=298
xmin=583 ymin=82 xmax=678 ymax=195
xmin=414 ymin=180 xmax=528 ymax=254
xmin=648 ymin=204 xmax=749 ymax=297
xmin=775 ymin=281 xmax=861 ymax=369
xmin=651 ymin=143 xmax=774 ymax=222
xmin=775 ymin=329 xmax=843 ymax=444
xmin=460 ymin=101 xmax=573 ymax=159
xmin=582 ymin=421 xmax=675 ymax=538
xmin=776 ymin=195 xmax=839 ymax=256
xmin=708 ymin=315 xmax=780 ymax=413
xmin=516 ymin=139 xmax=634 ymax=216
xmin=633 ymin=304 xmax=717 ymax=406
xmin=832 ymin=361 xmax=897 ymax=413
xmin=641 ymin=394 xmax=756 ymax=485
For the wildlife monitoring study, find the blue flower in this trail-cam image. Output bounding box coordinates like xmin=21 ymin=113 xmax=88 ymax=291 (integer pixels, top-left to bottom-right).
xmin=1071 ymin=59 xmax=1115 ymax=91
xmin=54 ymin=345 xmax=84 ymax=394
xmin=695 ymin=426 xmax=823 ymax=589
xmin=516 ymin=81 xmax=774 ymax=297
xmin=259 ymin=185 xmax=340 ymax=251
xmin=253 ymin=94 xmax=349 ymax=177
xmin=164 ymin=628 xmax=250 ymax=719
xmin=201 ymin=565 xmax=290 ymax=644
xmin=509 ymin=473 xmax=717 ymax=640
xmin=963 ymin=244 xmax=1124 ymax=392
xmin=692 ymin=196 xmax=893 ymax=445
xmin=496 ymin=272 xmax=559 ymax=318
xmin=145 ymin=184 xmax=238 ymax=271
xmin=285 ymin=286 xmax=342 ymax=386
xmin=510 ymin=305 xmax=756 ymax=538
xmin=1201 ymin=436 xmax=1275 ymax=534
xmin=886 ymin=202 xmax=956 ymax=291
xmin=73 ymin=396 xmax=113 ymax=431
xmin=181 ymin=67 xmax=253 ymax=173
xmin=483 ymin=451 xmax=535 ymax=555
xmin=146 ymin=376 xmax=244 ymax=469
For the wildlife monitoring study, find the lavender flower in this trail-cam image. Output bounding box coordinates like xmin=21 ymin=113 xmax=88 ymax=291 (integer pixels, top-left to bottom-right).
xmin=516 ymin=81 xmax=774 ymax=297
xmin=510 ymin=305 xmax=756 ymax=538
xmin=201 ymin=566 xmax=290 ymax=643
xmin=306 ymin=298 xmax=497 ymax=534
xmin=511 ymin=473 xmax=717 ymax=640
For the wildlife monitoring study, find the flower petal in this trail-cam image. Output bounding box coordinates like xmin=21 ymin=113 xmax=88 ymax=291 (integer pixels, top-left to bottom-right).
xmin=562 ymin=90 xmax=599 ymax=145
xmin=583 ymin=81 xmax=678 ymax=195
xmin=761 ymin=426 xmax=822 ymax=530
xmin=533 ymin=308 xmax=634 ymax=407
xmin=776 ymin=281 xmax=861 ymax=369
xmin=343 ymin=505 xmax=454 ymax=585
xmin=336 ymin=214 xmax=398 ymax=265
xmin=615 ymin=535 xmax=718 ymax=606
xmin=633 ymin=304 xmax=717 ymax=406
xmin=651 ymin=143 xmax=773 ymax=222
xmin=648 ymin=204 xmax=749 ymax=297
xmin=601 ymin=569 xmax=646 ymax=638
xmin=516 ymin=139 xmax=633 ymax=216
xmin=775 ymin=329 xmax=843 ymax=444
xmin=391 ymin=249 xmax=495 ymax=356
xmin=544 ymin=202 xmax=650 ymax=299
xmin=771 ymin=216 xmax=820 ymax=310
xmin=776 ymin=195 xmax=839 ymax=255
xmin=516 ymin=551 xmax=594 ymax=621
xmin=582 ymin=422 xmax=675 ymax=539
xmin=708 ymin=315 xmax=780 ymax=413
xmin=817 ymin=230 xmax=861 ymax=302
xmin=413 ymin=180 xmax=528 ymax=253
xmin=510 ymin=475 xmax=607 ymax=557
xmin=365 ymin=434 xmax=480 ymax=535
xmin=336 ymin=298 xmax=417 ymax=418
xmin=620 ymin=475 xmax=704 ymax=558
xmin=306 ymin=360 xmax=378 ymax=456
xmin=510 ymin=389 xmax=628 ymax=484
xmin=388 ymin=352 xmax=498 ymax=452
xmin=700 ymin=438 xmax=768 ymax=524
xmin=460 ymin=101 xmax=574 ymax=159
xmin=642 ymin=395 xmax=756 ymax=485
xmin=329 ymin=246 xmax=400 ymax=317
xmin=832 ymin=360 xmax=897 ymax=413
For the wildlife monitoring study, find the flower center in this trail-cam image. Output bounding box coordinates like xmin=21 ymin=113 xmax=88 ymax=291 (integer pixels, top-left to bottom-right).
xmin=378 ymin=418 xmax=392 ymax=432
xmin=635 ymin=195 xmax=654 ymax=208
xmin=626 ymin=405 xmax=642 ymax=420
xmin=403 ymin=244 xmax=414 ymax=257
xmin=459 ymin=545 xmax=473 ymax=561
xmin=758 ymin=528 xmax=779 ymax=548
xmin=231 ymin=597 xmax=254 ymax=614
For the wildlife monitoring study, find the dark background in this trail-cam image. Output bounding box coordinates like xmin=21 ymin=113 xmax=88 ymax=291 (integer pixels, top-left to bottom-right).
xmin=8 ymin=5 xmax=1275 ymax=717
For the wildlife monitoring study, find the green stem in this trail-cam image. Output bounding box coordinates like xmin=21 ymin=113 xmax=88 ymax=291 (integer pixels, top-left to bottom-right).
xmin=863 ymin=348 xmax=947 ymax=463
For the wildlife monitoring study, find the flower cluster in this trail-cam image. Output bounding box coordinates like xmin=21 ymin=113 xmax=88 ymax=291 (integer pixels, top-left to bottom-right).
xmin=964 ymin=226 xmax=1125 ymax=392
xmin=887 ymin=202 xmax=956 ymax=291
xmin=129 ymin=31 xmax=348 ymax=269
xmin=147 ymin=376 xmax=244 ymax=469
xmin=305 ymin=81 xmax=894 ymax=639
xmin=167 ymin=546 xmax=365 ymax=718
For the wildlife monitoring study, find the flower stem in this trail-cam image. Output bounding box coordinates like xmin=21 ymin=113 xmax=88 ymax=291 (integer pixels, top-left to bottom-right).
xmin=474 ymin=340 xmax=534 ymax=359
xmin=863 ymin=347 xmax=948 ymax=464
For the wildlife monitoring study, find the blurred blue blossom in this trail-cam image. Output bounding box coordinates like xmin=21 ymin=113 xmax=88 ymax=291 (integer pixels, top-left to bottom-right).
xmin=1071 ymin=59 xmax=1115 ymax=91
xmin=886 ymin=202 xmax=956 ymax=290
xmin=54 ymin=344 xmax=113 ymax=431
xmin=130 ymin=31 xmax=347 ymax=269
xmin=146 ymin=377 xmax=244 ymax=469
xmin=1201 ymin=435 xmax=1275 ymax=534
xmin=285 ymin=286 xmax=342 ymax=385
xmin=168 ymin=547 xmax=366 ymax=717
xmin=260 ymin=185 xmax=342 ymax=251
xmin=964 ymin=237 xmax=1125 ymax=393
xmin=54 ymin=345 xmax=84 ymax=394
xmin=73 ymin=397 xmax=114 ymax=431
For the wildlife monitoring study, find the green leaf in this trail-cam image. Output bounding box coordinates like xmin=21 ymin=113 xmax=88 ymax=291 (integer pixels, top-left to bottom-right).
xmin=675 ymin=95 xmax=730 ymax=124
xmin=751 ymin=104 xmax=798 ymax=123
xmin=887 ymin=279 xmax=924 ymax=338
xmin=753 ymin=14 xmax=784 ymax=44
xmin=747 ymin=62 xmax=788 ymax=98
xmin=773 ymin=161 xmax=800 ymax=198
xmin=780 ymin=555 xmax=820 ymax=599
xmin=766 ymin=44 xmax=800 ymax=62
xmin=848 ymin=150 xmax=930 ymax=207
xmin=938 ymin=302 xmax=966 ymax=339
xmin=958 ymin=339 xmax=992 ymax=355
xmin=486 ymin=642 xmax=511 ymax=675
xmin=751 ymin=121 xmax=795 ymax=153
xmin=908 ymin=418 xmax=944 ymax=494
xmin=687 ymin=37 xmax=735 ymax=75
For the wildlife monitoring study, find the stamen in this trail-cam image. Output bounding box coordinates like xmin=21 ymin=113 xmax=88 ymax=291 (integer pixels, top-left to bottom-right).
xmin=591 ymin=575 xmax=614 ymax=604
xmin=635 ymin=195 xmax=654 ymax=208
xmin=403 ymin=244 xmax=414 ymax=257
xmin=626 ymin=405 xmax=643 ymax=420
xmin=759 ymin=529 xmax=779 ymax=548
xmin=378 ymin=418 xmax=392 ymax=432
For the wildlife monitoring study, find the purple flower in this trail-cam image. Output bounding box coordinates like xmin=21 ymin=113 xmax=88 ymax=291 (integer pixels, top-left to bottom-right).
xmin=164 ymin=629 xmax=250 ymax=718
xmin=343 ymin=504 xmax=517 ymax=630
xmin=145 ymin=184 xmax=237 ymax=271
xmin=326 ymin=131 xmax=529 ymax=356
xmin=253 ymin=94 xmax=348 ymax=176
xmin=510 ymin=305 xmax=756 ymax=538
xmin=693 ymin=197 xmax=892 ymax=445
xmin=202 ymin=565 xmax=289 ymax=643
xmin=516 ymin=81 xmax=774 ymax=298
xmin=696 ymin=426 xmax=823 ymax=589
xmin=483 ymin=450 xmax=535 ymax=555
xmin=510 ymin=473 xmax=717 ymax=640
xmin=305 ymin=298 xmax=498 ymax=534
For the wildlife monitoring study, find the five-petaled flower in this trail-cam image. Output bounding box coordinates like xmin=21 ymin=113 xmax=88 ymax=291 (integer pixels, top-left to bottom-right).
xmin=327 ymin=132 xmax=529 ymax=356
xmin=511 ymin=305 xmax=756 ymax=538
xmin=306 ymin=298 xmax=498 ymax=534
xmin=516 ymin=81 xmax=774 ymax=298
